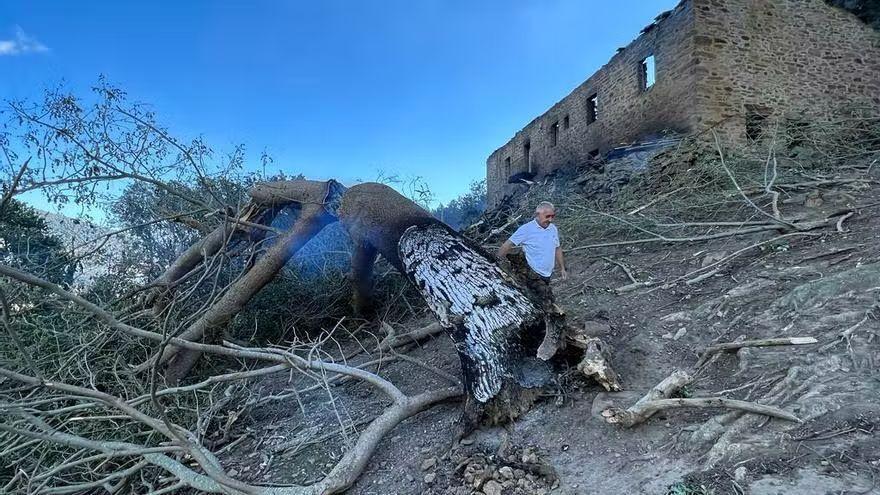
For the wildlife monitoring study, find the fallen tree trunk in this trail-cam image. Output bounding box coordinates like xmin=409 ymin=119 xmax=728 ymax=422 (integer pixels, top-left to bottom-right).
xmin=397 ymin=221 xmax=549 ymax=423
xmin=144 ymin=203 xmax=281 ymax=315
xmin=144 ymin=221 xmax=241 ymax=314
xmin=146 ymin=180 xmax=561 ymax=423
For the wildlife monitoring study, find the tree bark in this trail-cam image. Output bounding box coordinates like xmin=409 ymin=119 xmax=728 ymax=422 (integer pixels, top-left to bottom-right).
xmin=398 ymin=223 xmax=546 ymax=398
xmin=145 ymin=203 xmax=282 ymax=315
xmin=161 ymin=204 xmax=334 ymax=383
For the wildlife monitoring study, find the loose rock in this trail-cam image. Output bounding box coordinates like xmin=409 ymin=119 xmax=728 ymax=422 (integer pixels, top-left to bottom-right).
xmin=421 ymin=457 xmax=437 ymax=471
xmin=482 ymin=479 xmax=502 ymax=495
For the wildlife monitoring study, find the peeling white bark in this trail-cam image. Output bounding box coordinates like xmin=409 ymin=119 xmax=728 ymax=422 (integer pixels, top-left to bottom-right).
xmin=399 ymin=223 xmax=540 ymax=402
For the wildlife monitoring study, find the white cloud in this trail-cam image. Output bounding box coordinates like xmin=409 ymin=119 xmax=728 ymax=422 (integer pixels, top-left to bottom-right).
xmin=0 ymin=26 xmax=49 ymax=56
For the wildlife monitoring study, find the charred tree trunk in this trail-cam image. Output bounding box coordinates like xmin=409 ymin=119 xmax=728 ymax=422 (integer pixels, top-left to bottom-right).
xmin=337 ymin=183 xmax=552 ymax=425
xmin=397 ymin=222 xmax=551 ymax=425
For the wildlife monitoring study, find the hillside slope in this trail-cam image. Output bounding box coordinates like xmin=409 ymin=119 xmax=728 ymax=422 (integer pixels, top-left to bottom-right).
xmin=220 ymin=115 xmax=880 ymax=495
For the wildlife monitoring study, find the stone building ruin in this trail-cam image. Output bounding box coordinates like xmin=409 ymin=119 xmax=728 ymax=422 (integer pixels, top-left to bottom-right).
xmin=486 ymin=0 xmax=880 ymax=206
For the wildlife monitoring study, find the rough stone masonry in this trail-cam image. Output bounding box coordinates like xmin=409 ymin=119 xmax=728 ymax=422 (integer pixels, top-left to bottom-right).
xmin=487 ymin=0 xmax=880 ymax=207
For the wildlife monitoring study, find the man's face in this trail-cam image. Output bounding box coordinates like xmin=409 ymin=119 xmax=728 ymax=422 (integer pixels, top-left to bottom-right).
xmin=536 ymin=208 xmax=556 ymax=228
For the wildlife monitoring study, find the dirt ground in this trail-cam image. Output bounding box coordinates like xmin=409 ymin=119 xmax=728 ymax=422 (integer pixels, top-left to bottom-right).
xmin=221 ymin=179 xmax=880 ymax=495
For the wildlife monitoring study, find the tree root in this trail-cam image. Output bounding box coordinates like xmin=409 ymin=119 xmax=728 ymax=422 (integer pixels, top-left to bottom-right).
xmin=602 ymin=397 xmax=801 ymax=428
xmin=603 ymin=334 xmax=814 ymax=428
xmin=603 ymin=370 xmax=693 ymax=426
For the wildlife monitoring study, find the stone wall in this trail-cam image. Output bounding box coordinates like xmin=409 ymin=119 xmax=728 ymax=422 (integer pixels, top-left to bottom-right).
xmin=692 ymin=0 xmax=880 ymax=141
xmin=486 ymin=0 xmax=698 ymax=206
xmin=486 ymin=0 xmax=880 ymax=207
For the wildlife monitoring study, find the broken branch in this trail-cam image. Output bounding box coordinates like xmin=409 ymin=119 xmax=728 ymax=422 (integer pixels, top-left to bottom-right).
xmin=575 ymin=337 xmax=622 ymax=391
xmin=695 ymin=336 xmax=818 ymax=369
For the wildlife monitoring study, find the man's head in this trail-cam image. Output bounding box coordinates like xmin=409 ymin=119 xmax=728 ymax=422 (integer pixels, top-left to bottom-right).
xmin=534 ymin=201 xmax=556 ymax=228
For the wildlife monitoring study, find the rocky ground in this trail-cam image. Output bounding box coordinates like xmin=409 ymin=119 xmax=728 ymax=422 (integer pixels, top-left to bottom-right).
xmin=220 ymin=168 xmax=880 ymax=494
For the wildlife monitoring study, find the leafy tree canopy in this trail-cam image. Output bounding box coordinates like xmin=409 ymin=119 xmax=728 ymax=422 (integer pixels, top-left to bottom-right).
xmin=0 ymin=198 xmax=75 ymax=286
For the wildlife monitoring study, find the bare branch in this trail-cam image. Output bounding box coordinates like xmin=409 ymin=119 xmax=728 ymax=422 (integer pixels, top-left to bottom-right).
xmin=712 ymin=129 xmax=797 ymax=229
xmin=0 ymin=157 xmax=30 ymax=216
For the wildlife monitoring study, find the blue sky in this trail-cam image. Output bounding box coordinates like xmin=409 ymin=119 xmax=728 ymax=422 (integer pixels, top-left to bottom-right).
xmin=2 ymin=0 xmax=676 ymax=206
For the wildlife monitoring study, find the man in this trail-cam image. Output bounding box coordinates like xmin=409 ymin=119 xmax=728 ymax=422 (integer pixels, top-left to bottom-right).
xmin=497 ymin=201 xmax=567 ymax=360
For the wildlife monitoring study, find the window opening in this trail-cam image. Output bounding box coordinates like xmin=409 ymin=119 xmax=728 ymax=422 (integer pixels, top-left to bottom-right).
xmin=587 ymin=94 xmax=598 ymax=123
xmin=641 ymin=55 xmax=656 ymax=90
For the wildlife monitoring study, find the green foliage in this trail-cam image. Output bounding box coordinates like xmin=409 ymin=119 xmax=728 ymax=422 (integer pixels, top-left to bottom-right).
xmin=0 ymin=78 xmax=434 ymax=492
xmin=433 ymin=179 xmax=487 ymax=230
xmin=667 ymin=482 xmax=715 ymax=495
xmin=673 ymin=384 xmax=694 ymax=399
xmin=0 ymin=198 xmax=75 ymax=285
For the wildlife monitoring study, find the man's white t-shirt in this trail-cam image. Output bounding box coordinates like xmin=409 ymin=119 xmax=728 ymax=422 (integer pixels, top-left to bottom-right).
xmin=509 ymin=219 xmax=559 ymax=277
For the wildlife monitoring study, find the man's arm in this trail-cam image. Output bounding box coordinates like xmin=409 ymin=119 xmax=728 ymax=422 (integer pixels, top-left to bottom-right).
xmin=497 ymin=240 xmax=515 ymax=260
xmin=499 ymin=224 xmax=527 ymax=261
xmin=555 ymin=246 xmax=567 ymax=280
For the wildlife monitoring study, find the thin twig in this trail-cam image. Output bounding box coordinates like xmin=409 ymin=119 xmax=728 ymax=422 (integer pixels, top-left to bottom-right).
xmin=836 ymin=211 xmax=854 ymax=232
xmin=602 ymin=256 xmax=638 ymax=284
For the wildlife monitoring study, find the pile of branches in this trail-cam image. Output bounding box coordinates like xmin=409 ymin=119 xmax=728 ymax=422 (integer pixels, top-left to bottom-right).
xmin=0 ymin=82 xmax=438 ymax=494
